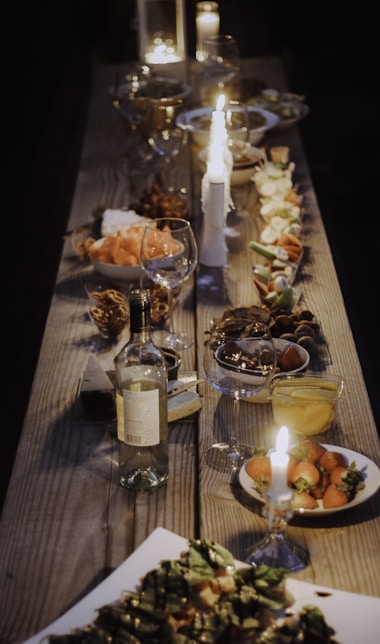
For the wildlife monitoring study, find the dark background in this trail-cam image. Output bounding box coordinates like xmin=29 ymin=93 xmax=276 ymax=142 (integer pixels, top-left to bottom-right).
xmin=3 ymin=1 xmax=379 ymax=514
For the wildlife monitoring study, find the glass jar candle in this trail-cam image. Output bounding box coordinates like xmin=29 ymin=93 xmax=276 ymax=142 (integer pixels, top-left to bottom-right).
xmin=137 ymin=0 xmax=187 ymax=65
xmin=196 ymin=1 xmax=220 ymax=62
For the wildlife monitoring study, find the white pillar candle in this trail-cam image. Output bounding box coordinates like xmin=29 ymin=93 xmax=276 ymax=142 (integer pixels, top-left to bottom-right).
xmin=196 ymin=2 xmax=220 ymax=62
xmin=199 ymin=94 xmax=228 ymax=266
xmin=269 ymin=426 xmax=292 ymax=503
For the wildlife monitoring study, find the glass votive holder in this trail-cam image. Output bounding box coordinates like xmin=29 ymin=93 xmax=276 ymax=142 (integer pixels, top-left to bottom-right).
xmin=196 ymin=2 xmax=220 ymax=62
xmin=270 ymin=373 xmax=344 ymax=442
xmin=137 ymin=0 xmax=187 ymax=65
xmin=84 ymin=278 xmax=129 ymax=339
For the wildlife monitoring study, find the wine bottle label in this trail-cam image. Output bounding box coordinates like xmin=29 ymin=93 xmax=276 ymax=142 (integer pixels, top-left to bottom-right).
xmin=116 ymin=388 xmax=160 ymax=446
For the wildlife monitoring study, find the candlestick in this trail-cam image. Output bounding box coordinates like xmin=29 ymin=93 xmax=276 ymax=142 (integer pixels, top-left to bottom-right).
xmin=245 ymin=424 xmax=308 ymax=571
xmin=196 ymin=2 xmax=220 ymax=62
xmin=199 ymin=176 xmax=227 ymax=267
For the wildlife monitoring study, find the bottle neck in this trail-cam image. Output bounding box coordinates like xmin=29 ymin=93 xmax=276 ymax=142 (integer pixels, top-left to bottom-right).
xmin=129 ymin=288 xmax=152 ymax=336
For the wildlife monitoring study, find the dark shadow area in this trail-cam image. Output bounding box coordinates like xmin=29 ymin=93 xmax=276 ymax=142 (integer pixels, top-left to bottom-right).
xmin=3 ymin=0 xmax=379 ymax=515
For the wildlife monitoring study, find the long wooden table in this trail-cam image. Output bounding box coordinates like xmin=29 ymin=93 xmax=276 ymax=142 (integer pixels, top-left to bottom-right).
xmin=0 ymin=57 xmax=379 ymax=643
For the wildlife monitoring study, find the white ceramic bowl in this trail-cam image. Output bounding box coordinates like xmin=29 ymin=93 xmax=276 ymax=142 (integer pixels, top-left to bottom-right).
xmin=198 ymin=142 xmax=264 ymax=186
xmin=89 ymin=235 xmax=145 ymax=286
xmin=246 ymin=338 xmax=310 ymax=403
xmin=90 ymin=255 xmax=145 ymax=286
xmin=177 ymin=105 xmax=279 ymax=148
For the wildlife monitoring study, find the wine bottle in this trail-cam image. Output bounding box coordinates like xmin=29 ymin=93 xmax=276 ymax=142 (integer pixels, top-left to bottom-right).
xmin=114 ymin=288 xmax=169 ymax=490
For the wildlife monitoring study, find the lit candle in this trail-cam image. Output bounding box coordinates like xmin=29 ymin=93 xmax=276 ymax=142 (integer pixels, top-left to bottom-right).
xmin=207 ymin=95 xmax=227 ymax=181
xmin=269 ymin=426 xmax=291 ymax=502
xmin=196 ymin=2 xmax=220 ymax=62
xmin=145 ymin=37 xmax=182 ymax=64
xmin=209 ymin=95 xmax=226 ymax=143
xmin=199 ymin=96 xmax=227 ymax=266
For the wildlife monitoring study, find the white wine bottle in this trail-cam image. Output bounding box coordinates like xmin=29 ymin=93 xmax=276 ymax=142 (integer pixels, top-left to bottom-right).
xmin=114 ymin=288 xmax=169 ymax=490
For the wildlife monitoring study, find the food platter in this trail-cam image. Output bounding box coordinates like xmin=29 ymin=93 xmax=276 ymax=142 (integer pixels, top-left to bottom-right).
xmin=246 ymin=89 xmax=310 ymax=130
xmin=23 ymin=528 xmax=380 ymax=644
xmin=239 ymin=445 xmax=380 ymax=516
xmin=272 ymin=102 xmax=310 ymax=130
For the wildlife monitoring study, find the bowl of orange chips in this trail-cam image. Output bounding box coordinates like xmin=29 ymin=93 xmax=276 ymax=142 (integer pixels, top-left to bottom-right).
xmin=88 ymin=225 xmax=147 ymax=285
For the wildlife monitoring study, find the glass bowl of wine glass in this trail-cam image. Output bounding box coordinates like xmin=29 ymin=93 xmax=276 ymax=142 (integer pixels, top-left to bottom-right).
xmin=201 ymin=34 xmax=240 ymax=90
xmin=140 ymin=217 xmax=198 ymax=351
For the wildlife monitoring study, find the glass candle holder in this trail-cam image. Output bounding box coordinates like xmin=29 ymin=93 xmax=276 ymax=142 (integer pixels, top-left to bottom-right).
xmin=137 ymin=0 xmax=186 ymax=65
xmin=196 ymin=2 xmax=220 ymax=62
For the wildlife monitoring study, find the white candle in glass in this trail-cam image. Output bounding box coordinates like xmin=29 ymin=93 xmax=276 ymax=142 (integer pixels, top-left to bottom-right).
xmin=269 ymin=426 xmax=292 ymax=502
xmin=196 ymin=2 xmax=220 ymax=62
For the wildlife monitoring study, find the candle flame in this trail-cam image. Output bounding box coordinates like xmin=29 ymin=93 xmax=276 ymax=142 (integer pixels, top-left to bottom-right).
xmin=276 ymin=426 xmax=289 ymax=453
xmin=216 ymin=94 xmax=225 ymax=111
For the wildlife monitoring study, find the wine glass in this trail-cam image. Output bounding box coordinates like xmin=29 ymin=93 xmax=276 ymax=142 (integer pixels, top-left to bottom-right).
xmin=203 ymin=318 xmax=277 ymax=472
xmin=109 ymin=65 xmax=155 ymax=167
xmin=147 ymin=104 xmax=189 ymax=192
xmin=140 ymin=217 xmax=198 ymax=351
xmin=202 ymin=34 xmax=240 ymax=90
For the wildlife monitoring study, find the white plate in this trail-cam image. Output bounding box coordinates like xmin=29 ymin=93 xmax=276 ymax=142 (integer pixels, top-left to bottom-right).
xmin=239 ymin=445 xmax=380 ymax=516
xmin=23 ymin=527 xmax=380 ymax=644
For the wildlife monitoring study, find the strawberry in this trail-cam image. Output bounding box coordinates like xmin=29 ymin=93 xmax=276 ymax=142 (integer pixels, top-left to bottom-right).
xmin=291 ymin=491 xmax=319 ymax=510
xmin=294 ymin=440 xmax=327 ymax=464
xmin=319 ymin=450 xmax=347 ymax=473
xmin=246 ymin=455 xmax=271 ymax=491
xmin=322 ymin=484 xmax=349 ymax=508
xmin=289 ymin=461 xmax=321 ymax=491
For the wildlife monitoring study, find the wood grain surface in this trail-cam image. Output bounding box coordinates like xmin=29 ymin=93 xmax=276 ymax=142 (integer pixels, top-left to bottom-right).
xmin=0 ymin=57 xmax=379 ymax=643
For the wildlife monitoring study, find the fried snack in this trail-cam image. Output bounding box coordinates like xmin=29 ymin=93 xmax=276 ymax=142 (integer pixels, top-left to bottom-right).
xmin=150 ymin=283 xmax=181 ymax=328
xmin=76 ymin=236 xmax=97 ymax=260
xmin=88 ymin=227 xmax=145 ymax=266
xmin=88 ymin=289 xmax=128 ymax=337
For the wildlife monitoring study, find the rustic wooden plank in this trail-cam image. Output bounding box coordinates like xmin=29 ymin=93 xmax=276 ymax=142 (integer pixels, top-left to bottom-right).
xmin=0 ymin=57 xmax=379 ymax=644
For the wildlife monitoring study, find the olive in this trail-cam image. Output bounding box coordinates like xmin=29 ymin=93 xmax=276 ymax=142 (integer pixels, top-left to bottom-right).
xmin=279 ymin=332 xmax=298 ymax=342
xmin=296 ymin=309 xmax=314 ymax=321
xmin=295 ymin=323 xmax=315 ymax=336
xmin=275 ymin=314 xmax=294 ymax=328
xmin=297 ymin=335 xmax=317 ymax=354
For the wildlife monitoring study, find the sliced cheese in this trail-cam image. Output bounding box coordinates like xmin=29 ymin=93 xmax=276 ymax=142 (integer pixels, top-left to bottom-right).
xmin=168 ymin=391 xmax=202 ymax=423
xmin=81 ymin=354 xmax=115 ymax=393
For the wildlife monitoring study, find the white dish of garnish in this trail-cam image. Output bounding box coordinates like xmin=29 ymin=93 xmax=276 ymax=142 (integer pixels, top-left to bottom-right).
xmin=24 ymin=527 xmax=380 ymax=644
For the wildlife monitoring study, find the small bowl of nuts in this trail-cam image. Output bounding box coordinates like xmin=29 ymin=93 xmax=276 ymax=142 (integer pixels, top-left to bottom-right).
xmin=84 ymin=278 xmax=129 ymax=339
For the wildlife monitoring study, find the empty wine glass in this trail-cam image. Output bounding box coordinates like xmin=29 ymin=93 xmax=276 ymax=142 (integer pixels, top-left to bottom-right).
xmin=140 ymin=217 xmax=198 ymax=351
xmin=148 ymin=105 xmax=189 ymax=192
xmin=202 ymin=34 xmax=240 ymax=90
xmin=203 ymin=318 xmax=277 ymax=473
xmin=109 ymin=65 xmax=155 ymax=166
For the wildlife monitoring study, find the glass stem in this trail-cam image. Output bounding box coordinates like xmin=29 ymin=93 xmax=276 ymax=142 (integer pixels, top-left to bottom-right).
xmin=229 ymin=397 xmax=240 ymax=448
xmin=167 ymin=287 xmax=175 ymax=335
